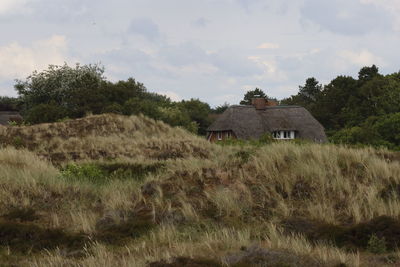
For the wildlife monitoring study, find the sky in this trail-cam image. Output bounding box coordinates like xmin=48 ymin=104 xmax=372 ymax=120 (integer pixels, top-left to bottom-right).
xmin=0 ymin=0 xmax=399 ymax=106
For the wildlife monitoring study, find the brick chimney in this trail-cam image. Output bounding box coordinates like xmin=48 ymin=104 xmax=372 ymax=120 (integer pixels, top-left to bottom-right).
xmin=251 ymin=97 xmax=267 ymax=110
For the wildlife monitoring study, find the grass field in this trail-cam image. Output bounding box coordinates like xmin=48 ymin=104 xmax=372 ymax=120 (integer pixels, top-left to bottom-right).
xmin=1 ymin=114 xmax=400 ymax=266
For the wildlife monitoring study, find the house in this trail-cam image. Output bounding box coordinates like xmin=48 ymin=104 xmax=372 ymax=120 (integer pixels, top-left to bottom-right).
xmin=0 ymin=111 xmax=22 ymax=126
xmin=207 ymin=98 xmax=327 ymax=143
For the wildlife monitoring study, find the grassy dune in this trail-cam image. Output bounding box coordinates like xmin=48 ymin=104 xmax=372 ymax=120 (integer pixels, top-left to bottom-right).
xmin=0 ymin=114 xmax=400 ymax=266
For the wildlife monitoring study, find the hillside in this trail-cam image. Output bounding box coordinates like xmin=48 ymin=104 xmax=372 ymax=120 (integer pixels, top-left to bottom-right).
xmin=0 ymin=114 xmax=212 ymax=164
xmin=1 ymin=114 xmax=400 ymax=266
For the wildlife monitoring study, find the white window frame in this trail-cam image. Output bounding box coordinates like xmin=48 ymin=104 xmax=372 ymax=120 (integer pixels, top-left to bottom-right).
xmin=227 ymin=131 xmax=232 ymax=138
xmin=217 ymin=132 xmax=222 ymax=140
xmin=272 ymin=130 xmax=295 ymax=140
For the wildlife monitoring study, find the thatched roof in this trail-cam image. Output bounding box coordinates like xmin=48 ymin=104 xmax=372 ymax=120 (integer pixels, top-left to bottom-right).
xmin=0 ymin=111 xmax=22 ymax=125
xmin=207 ymin=105 xmax=327 ymax=143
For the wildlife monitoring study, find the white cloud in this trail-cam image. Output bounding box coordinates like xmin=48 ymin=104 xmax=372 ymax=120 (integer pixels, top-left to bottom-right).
xmin=0 ymin=0 xmax=31 ymax=14
xmin=0 ymin=35 xmax=69 ymax=80
xmin=360 ymin=0 xmax=400 ymax=31
xmin=338 ymin=49 xmax=384 ymax=67
xmin=257 ymin=42 xmax=280 ymax=49
xmin=212 ymin=94 xmax=239 ymax=106
xmin=157 ymin=91 xmax=182 ymax=102
xmin=242 ymin=85 xmax=259 ymax=91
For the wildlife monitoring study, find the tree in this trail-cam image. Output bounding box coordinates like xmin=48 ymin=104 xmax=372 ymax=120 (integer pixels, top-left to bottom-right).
xmin=15 ymin=63 xmax=106 ymax=121
xmin=0 ymin=96 xmax=19 ymax=111
xmin=358 ymin=64 xmax=379 ymax=82
xmin=213 ymin=102 xmax=230 ymax=114
xmin=240 ymin=88 xmax=268 ymax=105
xmin=25 ymin=102 xmax=68 ymax=124
xmin=177 ymin=99 xmax=211 ymax=135
xmin=298 ymin=77 xmax=322 ymax=102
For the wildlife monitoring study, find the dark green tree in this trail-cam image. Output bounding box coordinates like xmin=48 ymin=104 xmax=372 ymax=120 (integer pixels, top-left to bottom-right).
xmin=0 ymin=96 xmax=19 ymax=111
xmin=240 ymin=88 xmax=267 ymax=105
xmin=358 ymin=64 xmax=379 ymax=82
xmin=299 ymin=77 xmax=322 ymax=102
xmin=15 ymin=63 xmax=106 ymax=122
xmin=177 ymin=99 xmax=211 ymax=135
xmin=213 ymin=102 xmax=230 ymax=114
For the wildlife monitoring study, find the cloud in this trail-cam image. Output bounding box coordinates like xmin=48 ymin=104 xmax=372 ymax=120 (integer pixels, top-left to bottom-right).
xmin=159 ymin=42 xmax=208 ymax=67
xmin=128 ymin=18 xmax=161 ymax=41
xmin=338 ymin=49 xmax=384 ymax=67
xmin=0 ymin=0 xmax=30 ymax=15
xmin=156 ymin=91 xmax=182 ymax=102
xmin=301 ymin=0 xmax=390 ymax=35
xmin=211 ymin=50 xmax=264 ymax=77
xmin=360 ymin=0 xmax=400 ymax=31
xmin=257 ymin=42 xmax=280 ymax=49
xmin=235 ymin=0 xmax=264 ymax=10
xmin=0 ymin=35 xmax=69 ymax=81
xmin=192 ymin=17 xmax=208 ymax=28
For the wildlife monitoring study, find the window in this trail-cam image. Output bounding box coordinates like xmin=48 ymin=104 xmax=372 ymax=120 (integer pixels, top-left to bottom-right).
xmin=272 ymin=131 xmax=281 ymax=139
xmin=283 ymin=131 xmax=288 ymax=139
xmin=227 ymin=131 xmax=232 ymax=138
xmin=217 ymin=132 xmax=222 ymax=140
xmin=272 ymin=130 xmax=295 ymax=140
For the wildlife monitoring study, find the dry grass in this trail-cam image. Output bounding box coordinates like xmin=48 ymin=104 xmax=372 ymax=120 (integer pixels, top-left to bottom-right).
xmin=1 ymin=114 xmax=400 ymax=266
xmin=0 ymin=113 xmax=213 ymax=164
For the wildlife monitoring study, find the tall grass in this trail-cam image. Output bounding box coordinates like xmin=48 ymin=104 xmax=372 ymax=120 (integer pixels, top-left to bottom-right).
xmin=1 ymin=114 xmax=400 ymax=266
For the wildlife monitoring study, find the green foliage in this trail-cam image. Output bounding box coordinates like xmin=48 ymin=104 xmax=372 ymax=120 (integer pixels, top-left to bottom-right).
xmin=234 ymin=150 xmax=253 ymax=163
xmin=15 ymin=63 xmax=106 ymax=121
xmin=258 ymin=133 xmax=274 ymax=144
xmin=330 ymin=113 xmax=400 ymax=150
xmin=0 ymin=96 xmax=19 ymax=111
xmin=12 ymin=136 xmax=25 ymax=149
xmin=240 ymin=88 xmax=268 ymax=105
xmin=212 ymin=102 xmax=230 ymax=114
xmin=158 ymin=106 xmax=198 ymax=133
xmin=367 ymin=234 xmax=387 ymax=254
xmin=11 ymin=63 xmax=212 ymax=135
xmin=177 ymin=98 xmax=211 ymax=135
xmin=25 ymin=102 xmax=68 ymax=124
xmin=282 ymin=65 xmax=400 ymax=150
xmin=61 ymin=162 xmax=165 ymax=185
xmin=103 ymin=103 xmax=123 ymax=114
xmin=61 ymin=163 xmax=106 ymax=185
xmin=217 ymin=133 xmax=275 ymax=147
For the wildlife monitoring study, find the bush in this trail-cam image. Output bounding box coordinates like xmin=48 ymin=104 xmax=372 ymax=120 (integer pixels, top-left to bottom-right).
xmin=25 ymin=103 xmax=68 ymax=124
xmin=61 ymin=163 xmax=106 ymax=185
xmin=12 ymin=136 xmax=26 ymax=149
xmin=367 ymin=234 xmax=387 ymax=254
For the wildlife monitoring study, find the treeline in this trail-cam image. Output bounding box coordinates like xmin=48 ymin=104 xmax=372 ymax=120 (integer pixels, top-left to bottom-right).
xmin=282 ymin=65 xmax=400 ymax=150
xmin=1 ymin=63 xmax=227 ymax=135
xmin=1 ymin=63 xmax=399 ymax=150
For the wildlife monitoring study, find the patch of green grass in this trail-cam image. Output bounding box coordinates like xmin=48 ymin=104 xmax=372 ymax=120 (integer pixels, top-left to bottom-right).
xmin=61 ymin=162 xmax=165 ymax=185
xmin=12 ymin=136 xmax=25 ymax=149
xmin=367 ymin=234 xmax=387 ymax=254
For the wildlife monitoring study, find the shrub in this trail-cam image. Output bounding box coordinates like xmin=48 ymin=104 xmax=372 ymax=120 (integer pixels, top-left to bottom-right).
xmin=12 ymin=136 xmax=25 ymax=149
xmin=61 ymin=163 xmax=106 ymax=185
xmin=367 ymin=234 xmax=387 ymax=254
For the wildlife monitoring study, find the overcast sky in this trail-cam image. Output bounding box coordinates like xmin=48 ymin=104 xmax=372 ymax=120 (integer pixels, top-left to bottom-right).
xmin=0 ymin=0 xmax=399 ymax=106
